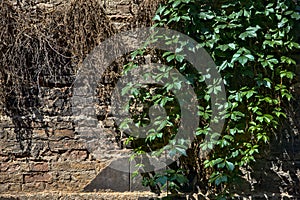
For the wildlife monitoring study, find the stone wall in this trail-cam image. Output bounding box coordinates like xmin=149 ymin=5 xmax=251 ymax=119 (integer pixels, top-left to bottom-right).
xmin=0 ymin=0 xmax=300 ymax=199
xmin=0 ymin=0 xmax=144 ymax=195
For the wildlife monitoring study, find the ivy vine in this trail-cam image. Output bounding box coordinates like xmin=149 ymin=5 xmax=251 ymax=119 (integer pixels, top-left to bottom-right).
xmin=121 ymin=0 xmax=300 ymax=198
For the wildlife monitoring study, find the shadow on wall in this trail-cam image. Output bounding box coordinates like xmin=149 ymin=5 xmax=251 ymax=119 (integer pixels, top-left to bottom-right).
xmin=84 ymin=158 xmax=147 ymax=192
xmin=228 ymin=97 xmax=300 ymax=197
xmin=5 ymin=85 xmax=41 ymax=157
xmin=232 ymin=17 xmax=300 ymax=197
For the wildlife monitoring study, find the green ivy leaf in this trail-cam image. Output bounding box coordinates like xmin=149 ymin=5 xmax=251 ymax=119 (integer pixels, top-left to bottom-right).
xmin=166 ymin=54 xmax=175 ymax=62
xmin=239 ymin=25 xmax=261 ymax=40
xmin=225 ymin=161 xmax=235 ymax=171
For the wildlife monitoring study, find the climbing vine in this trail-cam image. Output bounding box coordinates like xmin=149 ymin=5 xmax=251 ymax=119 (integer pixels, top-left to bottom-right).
xmin=122 ymin=0 xmax=300 ymax=198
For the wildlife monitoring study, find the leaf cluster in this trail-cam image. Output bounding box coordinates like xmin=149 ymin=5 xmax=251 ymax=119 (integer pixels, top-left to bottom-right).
xmin=123 ymin=0 xmax=300 ymax=198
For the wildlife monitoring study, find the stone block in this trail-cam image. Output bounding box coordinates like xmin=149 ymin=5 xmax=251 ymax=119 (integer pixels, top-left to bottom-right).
xmin=0 ymin=141 xmax=22 ymax=155
xmin=0 ymin=162 xmax=28 ymax=173
xmin=47 ymin=118 xmax=73 ymax=130
xmin=31 ymin=141 xmax=51 ymax=159
xmin=71 ymin=172 xmax=96 ymax=183
xmin=45 ymin=182 xmax=59 ymax=191
xmin=60 ymin=150 xmax=88 ymax=161
xmin=49 ymin=140 xmax=85 ymax=151
xmin=30 ymin=163 xmax=49 ymax=172
xmin=52 ymin=161 xmax=96 ymax=172
xmin=22 ymin=182 xmax=46 ymax=192
xmin=116 ymin=4 xmax=130 ymax=13
xmin=24 ymin=172 xmax=53 ymax=183
xmin=54 ymin=129 xmax=75 ymax=139
xmin=6 ymin=183 xmax=22 ymax=192
xmin=0 ymin=173 xmax=22 ymax=183
xmin=51 ymin=162 xmax=71 ymax=172
xmin=32 ymin=129 xmax=48 ymax=139
xmin=45 ymin=182 xmax=81 ymax=192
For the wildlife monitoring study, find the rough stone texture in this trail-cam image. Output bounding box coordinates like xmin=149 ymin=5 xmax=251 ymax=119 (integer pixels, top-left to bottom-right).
xmin=0 ymin=0 xmax=142 ymax=196
xmin=0 ymin=192 xmax=160 ymax=200
xmin=97 ymin=0 xmax=141 ymax=30
xmin=0 ymin=0 xmax=300 ymax=200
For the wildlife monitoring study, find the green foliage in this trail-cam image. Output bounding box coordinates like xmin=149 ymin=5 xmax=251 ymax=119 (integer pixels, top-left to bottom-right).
xmin=142 ymin=169 xmax=189 ymax=193
xmin=123 ymin=0 xmax=300 ymax=198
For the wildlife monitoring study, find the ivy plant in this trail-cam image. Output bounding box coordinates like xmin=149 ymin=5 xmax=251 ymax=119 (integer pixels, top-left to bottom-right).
xmin=122 ymin=0 xmax=300 ymax=198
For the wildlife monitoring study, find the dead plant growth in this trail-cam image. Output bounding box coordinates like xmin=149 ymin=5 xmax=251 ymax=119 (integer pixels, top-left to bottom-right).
xmin=0 ymin=0 xmax=116 ymax=154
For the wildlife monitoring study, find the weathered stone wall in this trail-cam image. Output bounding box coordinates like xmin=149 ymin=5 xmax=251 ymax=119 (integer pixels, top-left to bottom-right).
xmin=0 ymin=192 xmax=160 ymax=200
xmin=0 ymin=1 xmax=300 ymax=199
xmin=0 ymin=0 xmax=143 ymax=195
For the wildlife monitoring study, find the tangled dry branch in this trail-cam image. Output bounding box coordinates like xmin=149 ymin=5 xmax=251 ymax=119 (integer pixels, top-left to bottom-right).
xmin=0 ymin=0 xmax=164 ymax=154
xmin=0 ymin=0 xmax=117 ymax=154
